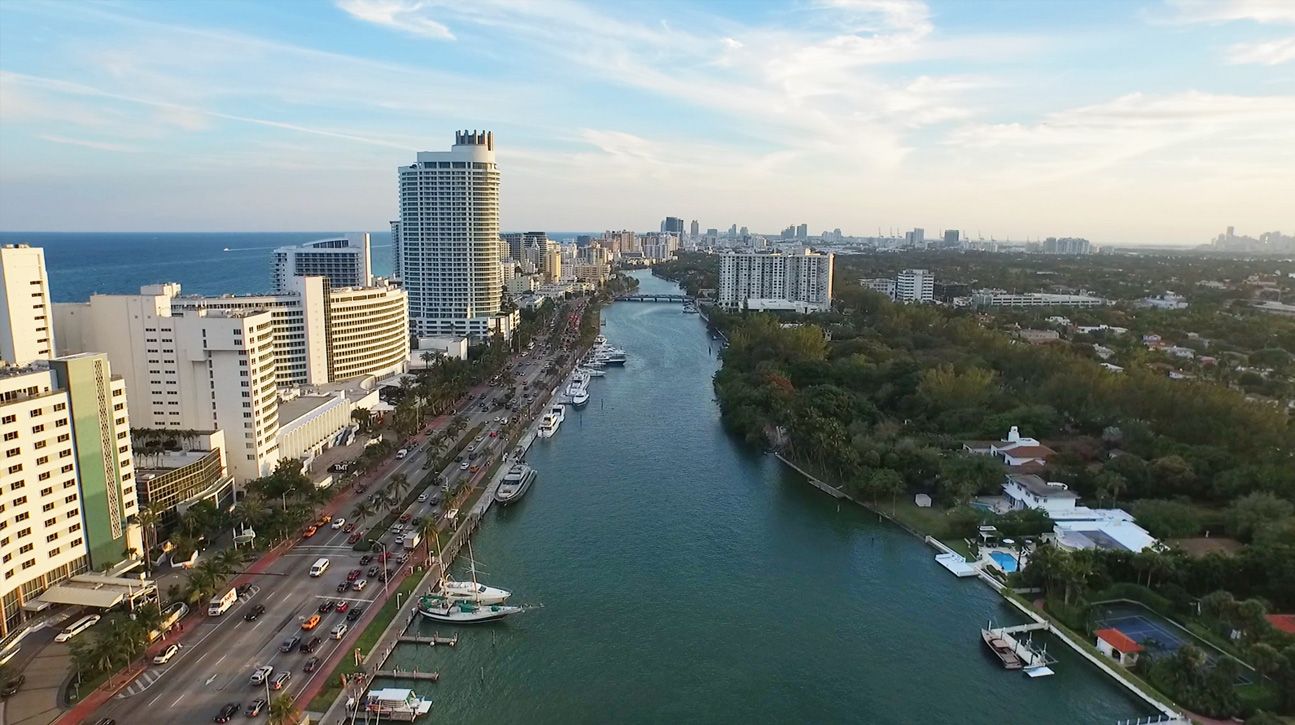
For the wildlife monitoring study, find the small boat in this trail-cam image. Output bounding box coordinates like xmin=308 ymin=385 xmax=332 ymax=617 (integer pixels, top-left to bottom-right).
xmin=222 ymin=247 xmax=230 ymax=252
xmin=494 ymin=463 xmax=536 ymax=505
xmin=354 ymin=687 xmax=433 ymax=719
xmin=417 ymin=594 xmax=522 ymax=623
xmin=981 ymin=628 xmax=1024 ymax=670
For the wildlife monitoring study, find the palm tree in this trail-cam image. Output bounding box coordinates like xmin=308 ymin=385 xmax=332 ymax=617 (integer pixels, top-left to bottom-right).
xmin=419 ymin=516 xmax=440 ymax=566
xmin=134 ymin=505 xmax=162 ymax=574
xmin=352 ymin=500 xmax=375 ymax=528
xmin=388 ymin=473 xmax=411 ymax=502
xmin=266 ymin=692 xmax=302 ymax=725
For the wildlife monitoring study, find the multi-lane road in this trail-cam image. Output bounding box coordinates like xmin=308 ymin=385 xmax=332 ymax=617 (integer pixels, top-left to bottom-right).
xmin=81 ymin=338 xmax=564 ymax=725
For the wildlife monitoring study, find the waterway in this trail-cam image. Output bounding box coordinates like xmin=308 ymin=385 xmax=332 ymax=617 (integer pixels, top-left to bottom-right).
xmin=384 ymin=270 xmax=1154 ymax=723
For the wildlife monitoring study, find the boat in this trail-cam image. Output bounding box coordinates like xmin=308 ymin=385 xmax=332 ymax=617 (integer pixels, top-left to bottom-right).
xmin=354 ymin=687 xmax=432 ymax=720
xmin=594 ymin=334 xmax=607 ymax=345
xmin=599 ymin=350 xmax=627 ymax=365
xmin=570 ymin=388 xmax=589 ymax=407
xmin=417 ymin=594 xmax=522 ymax=623
xmin=537 ymin=409 xmax=561 ymax=438
xmin=222 ymin=247 xmax=230 ymax=252
xmin=579 ymin=366 xmax=606 ymax=377
xmin=981 ymin=628 xmax=1024 ymax=670
xmin=433 ymin=579 xmax=512 ymax=605
xmin=494 ymin=463 xmax=536 ymax=505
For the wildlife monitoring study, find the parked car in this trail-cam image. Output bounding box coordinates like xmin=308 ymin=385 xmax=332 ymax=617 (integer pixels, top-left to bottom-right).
xmin=279 ymin=637 xmax=301 ymax=653
xmin=152 ymin=643 xmax=181 ymax=665
xmin=243 ymin=604 xmax=266 ymax=621
xmin=214 ymin=703 xmax=240 ymax=723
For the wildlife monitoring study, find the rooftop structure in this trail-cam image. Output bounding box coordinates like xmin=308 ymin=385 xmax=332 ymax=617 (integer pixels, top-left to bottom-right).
xmin=272 ymin=234 xmax=372 ymax=292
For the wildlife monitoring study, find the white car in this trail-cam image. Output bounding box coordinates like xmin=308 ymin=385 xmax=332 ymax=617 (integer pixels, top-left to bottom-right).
xmin=249 ymin=665 xmax=274 ymax=685
xmin=459 ymin=461 xmax=469 ymax=470
xmin=153 ymin=643 xmax=181 ymax=665
xmin=417 ymin=494 xmax=428 ymax=502
xmin=331 ymin=518 xmax=345 ymax=530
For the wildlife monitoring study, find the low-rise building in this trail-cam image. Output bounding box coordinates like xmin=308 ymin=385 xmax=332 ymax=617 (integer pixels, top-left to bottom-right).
xmin=411 ymin=336 xmax=468 ymax=363
xmin=1002 ymin=474 xmax=1078 ymax=513
xmin=135 ymin=431 xmax=233 ymax=527
xmin=972 ymin=291 xmax=1107 ymax=308
xmin=1016 ymin=329 xmax=1061 ymax=345
xmin=859 ymin=278 xmax=897 ymax=299
xmin=1094 ymin=629 xmax=1142 ymax=667
xmin=964 ymin=427 xmax=1057 ymax=467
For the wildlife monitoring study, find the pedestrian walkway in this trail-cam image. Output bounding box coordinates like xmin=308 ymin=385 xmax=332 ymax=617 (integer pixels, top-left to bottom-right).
xmin=113 ymin=668 xmax=164 ymax=699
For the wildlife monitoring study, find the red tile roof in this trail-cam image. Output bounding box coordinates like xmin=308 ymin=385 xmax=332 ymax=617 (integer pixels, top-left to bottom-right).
xmin=1268 ymin=614 xmax=1295 ymax=634
xmin=1095 ymin=628 xmax=1143 ymax=653
xmin=1000 ymin=445 xmax=1056 ymax=459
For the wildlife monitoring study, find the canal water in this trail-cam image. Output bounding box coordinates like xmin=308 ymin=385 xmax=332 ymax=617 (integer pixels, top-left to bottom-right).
xmin=386 ymin=271 xmax=1153 ymax=723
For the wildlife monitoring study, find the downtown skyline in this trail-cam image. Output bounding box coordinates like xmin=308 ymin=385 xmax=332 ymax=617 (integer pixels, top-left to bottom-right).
xmin=1 ymin=0 xmax=1293 ymax=244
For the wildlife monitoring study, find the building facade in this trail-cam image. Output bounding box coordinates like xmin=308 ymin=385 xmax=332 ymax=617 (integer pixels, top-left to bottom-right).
xmin=0 ymin=245 xmax=55 ymax=366
xmin=272 ymin=234 xmax=373 ymax=292
xmin=716 ymin=250 xmax=834 ymax=312
xmin=0 ymin=354 xmax=138 ymax=635
xmin=860 ymin=278 xmax=897 ymax=299
xmin=397 ymin=131 xmax=512 ymax=340
xmin=896 ymin=269 xmax=934 ymax=303
xmin=970 ymin=291 xmax=1107 ymax=308
xmin=135 ymin=431 xmax=231 ymax=527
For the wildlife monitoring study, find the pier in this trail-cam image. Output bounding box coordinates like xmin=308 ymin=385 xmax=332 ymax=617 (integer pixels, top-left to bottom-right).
xmin=374 ymin=669 xmax=441 ymax=682
xmin=984 ymin=621 xmax=1056 ymax=677
xmin=397 ymin=634 xmax=458 ymax=646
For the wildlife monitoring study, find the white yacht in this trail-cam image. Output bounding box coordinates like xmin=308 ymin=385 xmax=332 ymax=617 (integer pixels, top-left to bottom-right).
xmin=494 ymin=464 xmax=536 ymax=505
xmin=580 ymin=366 xmax=606 ymax=377
xmin=570 ymin=388 xmax=589 ymax=408
xmin=354 ymin=688 xmax=432 ymax=719
xmin=434 ymin=579 xmax=512 ymax=605
xmin=537 ymin=408 xmax=561 ymax=438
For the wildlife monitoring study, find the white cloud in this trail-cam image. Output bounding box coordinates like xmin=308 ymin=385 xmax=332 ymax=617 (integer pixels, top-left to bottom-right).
xmin=1227 ymin=36 xmax=1295 ymax=64
xmin=1162 ymin=0 xmax=1295 ymax=25
xmin=37 ymin=135 xmax=139 ymax=152
xmin=336 ymin=0 xmax=455 ymax=39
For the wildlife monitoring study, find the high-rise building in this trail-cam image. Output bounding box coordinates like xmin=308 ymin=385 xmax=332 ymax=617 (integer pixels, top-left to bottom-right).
xmin=795 ymin=224 xmax=808 ymax=239
xmin=389 ymin=221 xmax=401 ymax=279
xmin=543 ymin=246 xmax=562 ymax=284
xmin=0 ymin=245 xmax=55 ymax=366
xmin=728 ymin=224 xmax=738 ymax=237
xmin=690 ymin=220 xmax=700 ymax=238
xmin=740 ymin=226 xmax=749 ymax=236
xmin=0 ymin=353 xmax=139 ymax=634
xmin=397 ymin=131 xmax=514 ymax=340
xmin=943 ymin=230 xmax=960 ymax=245
xmin=272 ymin=234 xmax=373 ymax=292
xmin=896 ymin=269 xmax=934 ymax=303
xmin=716 ymin=250 xmax=834 ymax=312
xmin=661 ymin=217 xmax=684 ymax=235
xmin=1041 ymin=237 xmax=1092 ymax=255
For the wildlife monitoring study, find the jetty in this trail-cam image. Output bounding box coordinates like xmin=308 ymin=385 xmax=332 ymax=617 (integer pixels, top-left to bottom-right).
xmin=375 ymin=669 xmax=441 ymax=682
xmin=934 ymin=552 xmax=977 ymax=577
xmin=396 ymin=634 xmax=458 ymax=646
xmin=982 ymin=621 xmax=1055 ymax=677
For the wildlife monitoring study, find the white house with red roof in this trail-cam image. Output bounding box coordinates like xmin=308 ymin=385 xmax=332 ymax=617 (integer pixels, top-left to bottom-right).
xmin=963 ymin=426 xmax=1056 ymax=467
xmin=1094 ymin=628 xmax=1143 ymax=667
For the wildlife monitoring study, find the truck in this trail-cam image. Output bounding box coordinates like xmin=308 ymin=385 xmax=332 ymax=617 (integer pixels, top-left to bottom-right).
xmin=402 ymin=531 xmax=421 ymax=550
xmin=208 ymin=587 xmax=237 ymax=616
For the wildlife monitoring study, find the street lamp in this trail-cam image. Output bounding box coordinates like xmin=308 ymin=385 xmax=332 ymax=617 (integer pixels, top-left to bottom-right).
xmin=369 ymin=539 xmax=389 ymax=596
xmin=280 ymin=487 xmax=296 ymax=512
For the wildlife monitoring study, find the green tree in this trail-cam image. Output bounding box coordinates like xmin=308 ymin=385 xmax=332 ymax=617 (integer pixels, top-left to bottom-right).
xmin=267 ymin=692 xmax=302 ymax=725
xmin=1225 ymin=491 xmax=1294 ymax=542
xmin=938 ymin=454 xmax=1003 ymax=505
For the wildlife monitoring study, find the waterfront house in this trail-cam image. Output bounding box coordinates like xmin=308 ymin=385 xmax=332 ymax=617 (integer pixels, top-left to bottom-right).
xmin=962 ymin=427 xmax=1057 ymax=467
xmin=1094 ymin=629 xmax=1142 ymax=667
xmin=1002 ymin=474 xmax=1078 ymax=513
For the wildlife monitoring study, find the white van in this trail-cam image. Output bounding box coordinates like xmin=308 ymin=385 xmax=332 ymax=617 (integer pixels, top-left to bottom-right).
xmin=395 ymin=448 xmax=408 ymax=460
xmin=309 ymin=558 xmax=330 ymax=577
xmin=208 ymin=587 xmax=237 ymax=616
xmin=54 ymin=614 xmax=101 ymax=643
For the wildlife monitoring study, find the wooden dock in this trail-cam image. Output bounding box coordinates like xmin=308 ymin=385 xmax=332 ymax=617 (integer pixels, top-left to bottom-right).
xmin=374 ymin=669 xmax=440 ymax=682
xmin=396 ymin=634 xmax=459 ymax=646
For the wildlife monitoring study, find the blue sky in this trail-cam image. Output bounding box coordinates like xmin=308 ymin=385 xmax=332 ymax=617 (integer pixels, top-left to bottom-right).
xmin=0 ymin=0 xmax=1292 ymax=243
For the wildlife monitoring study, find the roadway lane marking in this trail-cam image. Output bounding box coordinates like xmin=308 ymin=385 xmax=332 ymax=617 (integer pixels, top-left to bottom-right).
xmin=171 ymin=694 xmax=185 ymax=706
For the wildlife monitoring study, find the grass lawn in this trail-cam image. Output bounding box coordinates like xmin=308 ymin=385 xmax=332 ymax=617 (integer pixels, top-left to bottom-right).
xmin=307 ymin=573 xmax=422 ymax=712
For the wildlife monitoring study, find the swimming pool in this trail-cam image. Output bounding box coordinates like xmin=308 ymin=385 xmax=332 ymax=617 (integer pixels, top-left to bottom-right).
xmin=989 ymin=551 xmax=1019 ymax=573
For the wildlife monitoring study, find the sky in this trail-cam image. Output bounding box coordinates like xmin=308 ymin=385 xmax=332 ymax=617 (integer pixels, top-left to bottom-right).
xmin=0 ymin=0 xmax=1292 ymax=244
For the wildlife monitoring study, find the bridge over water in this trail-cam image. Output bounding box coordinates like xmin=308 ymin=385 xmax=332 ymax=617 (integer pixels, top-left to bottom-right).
xmin=614 ymin=294 xmax=692 ymax=303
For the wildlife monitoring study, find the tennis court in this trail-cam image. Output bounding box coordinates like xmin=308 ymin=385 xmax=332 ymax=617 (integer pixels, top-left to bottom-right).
xmin=1092 ymin=600 xmax=1253 ymax=685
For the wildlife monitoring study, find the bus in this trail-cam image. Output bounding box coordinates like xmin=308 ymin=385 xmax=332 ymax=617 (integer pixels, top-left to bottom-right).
xmin=309 ymin=558 xmax=330 ymax=577
xmin=54 ymin=614 xmax=101 ymax=643
xmin=208 ymin=587 xmax=237 ymax=616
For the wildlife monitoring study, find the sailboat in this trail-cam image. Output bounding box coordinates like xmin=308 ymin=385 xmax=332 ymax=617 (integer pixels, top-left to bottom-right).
xmin=426 ymin=535 xmax=513 ymax=605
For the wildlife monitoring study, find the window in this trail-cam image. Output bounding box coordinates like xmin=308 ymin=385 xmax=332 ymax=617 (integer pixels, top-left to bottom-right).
xmin=60 ymin=464 xmax=73 ymax=473
xmin=55 ymin=418 xmax=67 ymax=427
xmin=69 ymin=522 xmax=80 ymax=531
xmin=0 ymin=416 xmax=12 ymax=424
xmin=38 ymin=472 xmax=49 ymax=481
xmin=21 ymin=559 xmax=34 ymax=569
xmin=2 ymin=432 xmax=15 ymax=442
xmin=29 ymin=409 xmax=42 ymax=418
xmin=56 ymin=434 xmax=68 ymax=442
xmin=46 ymin=533 xmax=57 ymax=542
xmin=0 ymin=554 xmax=8 ymax=563
xmin=53 ymin=403 xmax=65 ymax=411
xmin=32 ymin=440 xmax=45 ymax=449
xmin=44 ymin=517 xmax=55 ymax=527
xmin=35 ymin=456 xmax=47 ymax=465
xmin=12 ymin=496 xmax=24 ymax=505
xmin=58 ymin=449 xmax=70 ymax=458
xmin=42 ymin=503 xmax=54 ymax=512
xmin=64 ymin=494 xmax=77 ymax=504
xmin=39 ymin=486 xmax=51 ymax=496
xmin=62 ymin=480 xmax=74 ymax=488
xmin=5 ymin=448 xmax=18 ymax=458
xmin=30 ymin=424 xmax=43 ymax=433
xmin=6 ymin=464 xmax=20 ymax=474
xmin=17 ymin=527 xmax=30 ymax=538
xmin=8 ymin=481 xmax=23 ymax=491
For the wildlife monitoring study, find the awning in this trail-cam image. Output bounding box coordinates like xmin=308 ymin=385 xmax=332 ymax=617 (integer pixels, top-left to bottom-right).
xmin=36 ymin=574 xmax=156 ymax=609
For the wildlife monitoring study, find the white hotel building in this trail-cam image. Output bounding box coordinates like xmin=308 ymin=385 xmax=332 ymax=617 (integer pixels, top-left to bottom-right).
xmin=397 ymin=131 xmax=518 ymax=340
xmin=716 ymin=249 xmax=834 ymax=313
xmin=272 ymin=234 xmax=372 ymax=293
xmin=0 ymin=245 xmax=55 ymax=367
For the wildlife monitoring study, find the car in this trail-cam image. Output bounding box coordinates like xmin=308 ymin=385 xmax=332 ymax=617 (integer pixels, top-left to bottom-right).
xmin=377 ymin=552 xmax=393 ymax=562
xmin=279 ymin=637 xmax=301 ymax=653
xmin=399 ymin=513 xmax=412 ymax=523
xmin=395 ymin=448 xmax=408 ymax=459
xmin=336 ymin=582 xmax=348 ymax=593
xmin=347 ymin=568 xmax=362 ymax=582
xmin=0 ymin=675 xmax=24 ymax=698
xmin=422 ymin=460 xmax=432 ymax=469
xmin=300 ymin=636 xmax=323 ymax=654
xmin=302 ymin=655 xmax=322 ymax=673
xmin=493 ymin=417 xmax=501 ymax=423
xmin=245 ymin=699 xmax=267 ymax=717
xmin=395 ymin=553 xmax=409 ymax=565
xmin=244 ymin=604 xmax=266 ymax=621
xmin=489 ymin=432 xmax=498 ymax=438
xmin=459 ymin=461 xmax=469 ymax=470
xmin=470 ymin=465 xmax=480 ymax=473
xmin=301 ymin=614 xmax=321 ymax=630
xmin=417 ymin=493 xmax=428 ymax=502
xmin=475 ymin=434 xmax=485 ymax=442
xmin=358 ymin=554 xmax=373 ymax=565
xmin=383 ymin=567 xmax=396 ymax=581
xmin=336 ymin=601 xmax=349 ymax=612
xmin=214 ymin=703 xmax=240 ymax=723
xmin=250 ymin=666 xmax=274 ymax=685
xmin=271 ymin=671 xmax=292 ymax=690
xmin=330 ymin=623 xmax=349 ymax=639
xmin=303 ymin=525 xmax=317 ymax=538
xmin=320 ymin=515 xmax=332 ymax=524
xmin=367 ymin=565 xmax=380 ymax=577
xmin=153 ymin=643 xmax=181 ymax=665
xmin=318 ymin=601 xmax=335 ymax=613
xmin=352 ymin=579 xmax=368 ymax=591
xmin=331 ymin=518 xmax=345 ymax=530
xmin=346 ymin=606 xmax=365 ymax=622
xmin=347 ymin=532 xmax=361 ymax=544
xmin=343 ymin=523 xmax=356 ymax=533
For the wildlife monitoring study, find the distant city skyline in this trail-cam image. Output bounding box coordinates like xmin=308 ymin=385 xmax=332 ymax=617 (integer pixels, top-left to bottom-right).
xmin=1 ymin=0 xmax=1293 ymax=244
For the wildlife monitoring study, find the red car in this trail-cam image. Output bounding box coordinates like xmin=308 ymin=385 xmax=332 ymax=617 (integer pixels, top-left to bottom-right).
xmin=399 ymin=514 xmax=412 ymax=523
xmin=335 ymin=601 xmax=350 ymax=613
xmin=347 ymin=568 xmax=362 ymax=582
xmin=377 ymin=552 xmax=393 ymax=563
xmin=343 ymin=523 xmax=356 ymax=533
xmin=489 ymin=432 xmax=498 ymax=438
xmin=347 ymin=533 xmax=361 ymax=544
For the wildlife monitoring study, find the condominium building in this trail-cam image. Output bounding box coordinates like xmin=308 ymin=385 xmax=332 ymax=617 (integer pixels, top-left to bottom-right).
xmin=971 ymin=291 xmax=1108 ymax=308
xmin=271 ymin=234 xmax=372 ymax=292
xmin=860 ymin=278 xmax=897 ymax=299
xmin=896 ymin=269 xmax=934 ymax=303
xmin=1041 ymin=237 xmax=1092 ymax=255
xmin=0 ymin=245 xmax=55 ymax=366
xmin=543 ymin=246 xmax=562 ymax=285
xmin=397 ymin=131 xmax=517 ymax=340
xmin=0 ymin=353 xmax=138 ymax=634
xmin=501 ymin=232 xmax=546 ymax=263
xmin=389 ymin=221 xmax=401 ymax=279
xmin=716 ymin=249 xmax=834 ymax=312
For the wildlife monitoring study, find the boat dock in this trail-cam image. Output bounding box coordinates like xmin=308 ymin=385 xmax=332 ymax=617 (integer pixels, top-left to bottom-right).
xmin=934 ymin=552 xmax=978 ymax=577
xmin=374 ymin=669 xmax=441 ymax=682
xmin=396 ymin=634 xmax=458 ymax=646
xmin=983 ymin=621 xmax=1056 ymax=677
